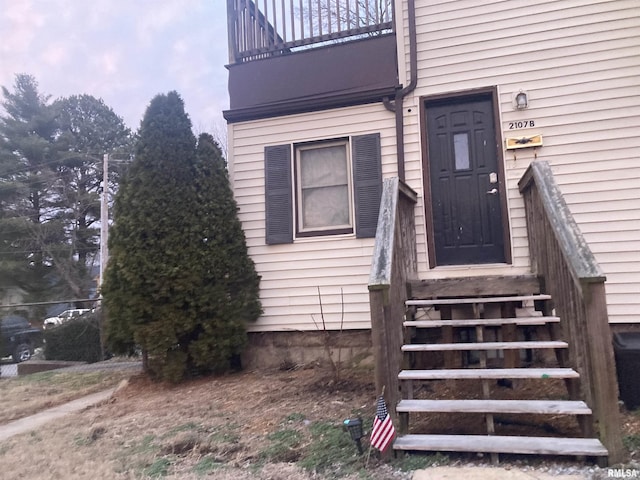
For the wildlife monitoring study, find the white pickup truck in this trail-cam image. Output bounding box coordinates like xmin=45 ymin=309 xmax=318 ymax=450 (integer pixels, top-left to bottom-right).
xmin=43 ymin=309 xmax=91 ymax=329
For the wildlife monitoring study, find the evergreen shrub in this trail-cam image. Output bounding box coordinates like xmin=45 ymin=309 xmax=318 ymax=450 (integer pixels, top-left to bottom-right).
xmin=102 ymin=92 xmax=261 ymax=382
xmin=44 ymin=311 xmax=102 ymax=363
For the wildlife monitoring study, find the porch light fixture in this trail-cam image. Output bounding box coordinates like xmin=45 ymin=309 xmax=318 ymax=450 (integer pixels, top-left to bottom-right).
xmin=343 ymin=417 xmax=364 ymax=454
xmin=514 ymin=90 xmax=529 ymax=110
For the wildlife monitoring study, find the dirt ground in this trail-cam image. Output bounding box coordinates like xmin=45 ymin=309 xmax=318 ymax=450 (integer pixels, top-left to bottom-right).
xmin=0 ymin=365 xmax=404 ymax=479
xmin=0 ymin=364 xmax=639 ymax=479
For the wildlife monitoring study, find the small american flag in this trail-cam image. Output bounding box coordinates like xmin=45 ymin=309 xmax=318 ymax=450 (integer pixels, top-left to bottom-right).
xmin=370 ymin=394 xmax=395 ymax=452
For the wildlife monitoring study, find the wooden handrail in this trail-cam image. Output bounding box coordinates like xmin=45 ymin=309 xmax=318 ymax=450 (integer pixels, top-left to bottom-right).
xmin=368 ymin=177 xmax=418 ymax=419
xmin=518 ymin=161 xmax=623 ymax=463
xmin=518 ymin=161 xmax=605 ymax=285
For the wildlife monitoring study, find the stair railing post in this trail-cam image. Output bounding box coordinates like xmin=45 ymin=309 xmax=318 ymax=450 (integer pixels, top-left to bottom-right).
xmin=582 ymin=280 xmax=624 ymax=464
xmin=369 ymin=178 xmax=418 ymax=431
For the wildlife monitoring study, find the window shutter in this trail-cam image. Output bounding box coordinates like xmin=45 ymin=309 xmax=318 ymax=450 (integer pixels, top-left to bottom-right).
xmin=265 ymin=145 xmax=293 ymax=244
xmin=352 ymin=133 xmax=382 ymax=238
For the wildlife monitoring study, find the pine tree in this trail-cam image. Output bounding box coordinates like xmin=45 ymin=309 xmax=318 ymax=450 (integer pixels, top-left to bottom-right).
xmin=0 ymin=74 xmax=64 ymax=309
xmin=103 ymin=93 xmax=260 ymax=382
xmin=0 ymin=76 xmax=133 ymax=311
xmin=52 ymin=94 xmax=133 ymax=300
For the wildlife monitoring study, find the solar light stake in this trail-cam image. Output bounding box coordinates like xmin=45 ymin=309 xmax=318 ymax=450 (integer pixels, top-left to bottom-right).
xmin=343 ymin=418 xmax=364 ymax=455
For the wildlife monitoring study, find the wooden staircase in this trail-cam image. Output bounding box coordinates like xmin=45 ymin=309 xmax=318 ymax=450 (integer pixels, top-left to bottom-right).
xmin=369 ymin=176 xmax=623 ymax=464
xmin=392 ymin=292 xmax=609 ymax=461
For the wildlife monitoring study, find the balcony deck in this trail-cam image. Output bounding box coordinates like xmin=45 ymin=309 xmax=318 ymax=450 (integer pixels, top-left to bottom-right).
xmin=225 ymin=0 xmax=398 ymax=122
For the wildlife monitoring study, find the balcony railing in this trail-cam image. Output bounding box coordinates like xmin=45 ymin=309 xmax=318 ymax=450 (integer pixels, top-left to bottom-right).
xmin=227 ymin=0 xmax=394 ymax=63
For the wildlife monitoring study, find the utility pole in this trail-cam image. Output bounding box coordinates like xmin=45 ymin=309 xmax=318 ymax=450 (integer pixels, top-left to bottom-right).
xmin=100 ymin=153 xmax=109 ymax=289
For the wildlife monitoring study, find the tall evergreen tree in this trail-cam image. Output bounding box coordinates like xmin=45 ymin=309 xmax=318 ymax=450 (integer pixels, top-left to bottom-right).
xmin=103 ymin=92 xmax=260 ymax=382
xmin=187 ymin=133 xmax=261 ymax=371
xmin=0 ymin=75 xmax=133 ymax=311
xmin=52 ymin=94 xmax=132 ymax=299
xmin=0 ymin=74 xmax=63 ymax=306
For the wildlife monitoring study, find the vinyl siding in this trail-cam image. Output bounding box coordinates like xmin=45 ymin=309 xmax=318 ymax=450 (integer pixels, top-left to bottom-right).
xmin=229 ymin=104 xmax=397 ymax=331
xmin=398 ymin=0 xmax=640 ymax=322
xmin=228 ymin=0 xmax=639 ymax=330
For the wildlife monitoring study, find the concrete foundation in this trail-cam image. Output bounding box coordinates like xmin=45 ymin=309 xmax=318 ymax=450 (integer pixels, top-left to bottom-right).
xmin=241 ymin=329 xmax=373 ymax=370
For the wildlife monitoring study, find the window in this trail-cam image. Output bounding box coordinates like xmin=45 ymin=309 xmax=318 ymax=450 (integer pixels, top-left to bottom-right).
xmin=296 ymin=140 xmax=353 ymax=235
xmin=453 ymin=133 xmax=470 ymax=170
xmin=264 ymin=133 xmax=382 ymax=244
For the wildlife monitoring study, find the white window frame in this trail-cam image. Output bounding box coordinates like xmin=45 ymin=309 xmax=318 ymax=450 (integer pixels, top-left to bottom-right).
xmin=294 ymin=139 xmax=354 ymax=236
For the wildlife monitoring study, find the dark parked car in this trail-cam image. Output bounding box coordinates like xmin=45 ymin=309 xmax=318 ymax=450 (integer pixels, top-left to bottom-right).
xmin=0 ymin=315 xmax=43 ymax=363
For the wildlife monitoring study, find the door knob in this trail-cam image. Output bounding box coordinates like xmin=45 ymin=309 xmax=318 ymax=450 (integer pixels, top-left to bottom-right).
xmin=486 ymin=188 xmax=498 ymax=195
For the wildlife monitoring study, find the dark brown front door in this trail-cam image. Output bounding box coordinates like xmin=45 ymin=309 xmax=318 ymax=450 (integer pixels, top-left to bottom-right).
xmin=424 ymin=94 xmax=507 ymax=266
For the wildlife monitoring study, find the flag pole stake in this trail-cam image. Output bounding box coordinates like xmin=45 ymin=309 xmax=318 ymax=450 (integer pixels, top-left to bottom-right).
xmin=365 ymin=426 xmax=375 ymax=466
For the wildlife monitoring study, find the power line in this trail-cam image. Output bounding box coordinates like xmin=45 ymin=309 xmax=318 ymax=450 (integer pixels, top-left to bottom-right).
xmin=0 ymin=247 xmax=99 ymax=255
xmin=0 ymin=152 xmax=131 ymax=177
xmin=0 ymin=298 xmax=100 ymax=308
xmin=0 ymin=156 xmax=99 ymax=177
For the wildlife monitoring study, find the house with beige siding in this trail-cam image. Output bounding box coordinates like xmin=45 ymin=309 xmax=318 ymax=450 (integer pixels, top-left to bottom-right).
xmin=224 ymin=0 xmax=638 ymax=462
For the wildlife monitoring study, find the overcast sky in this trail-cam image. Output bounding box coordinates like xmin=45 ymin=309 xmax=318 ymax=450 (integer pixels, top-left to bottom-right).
xmin=0 ymin=0 xmax=230 ymax=134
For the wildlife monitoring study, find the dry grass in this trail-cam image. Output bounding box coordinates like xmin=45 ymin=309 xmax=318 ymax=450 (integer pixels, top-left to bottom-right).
xmin=0 ymin=369 xmax=136 ymax=424
xmin=0 ymin=365 xmax=639 ymax=479
xmin=0 ymin=366 xmax=411 ymax=480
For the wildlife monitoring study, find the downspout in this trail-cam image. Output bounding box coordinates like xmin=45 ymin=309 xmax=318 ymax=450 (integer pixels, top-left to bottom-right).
xmin=384 ymin=0 xmax=418 ymax=182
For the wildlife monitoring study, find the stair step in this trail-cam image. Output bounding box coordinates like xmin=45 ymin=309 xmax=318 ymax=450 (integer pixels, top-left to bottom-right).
xmin=399 ymin=368 xmax=579 ymax=381
xmin=402 ymin=341 xmax=567 ymax=352
xmin=396 ymin=399 xmax=592 ymax=415
xmin=404 ymin=316 xmax=560 ymax=328
xmin=393 ymin=434 xmax=607 ymax=456
xmin=406 ymin=294 xmax=551 ymax=307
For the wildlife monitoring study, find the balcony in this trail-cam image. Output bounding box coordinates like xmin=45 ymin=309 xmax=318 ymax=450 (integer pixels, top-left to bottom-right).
xmin=225 ymin=0 xmax=398 ymax=123
xmin=227 ymin=0 xmax=394 ymax=63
